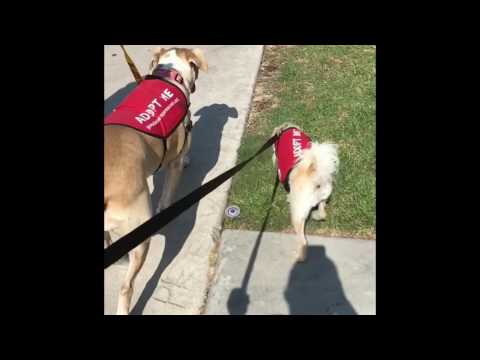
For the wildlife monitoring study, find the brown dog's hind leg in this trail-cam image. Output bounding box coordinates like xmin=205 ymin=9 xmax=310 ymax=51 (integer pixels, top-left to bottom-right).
xmin=117 ymin=239 xmax=150 ymax=315
xmin=114 ymin=189 xmax=152 ymax=315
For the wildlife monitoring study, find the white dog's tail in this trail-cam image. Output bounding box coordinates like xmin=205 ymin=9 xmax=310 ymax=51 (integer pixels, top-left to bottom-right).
xmin=301 ymin=142 xmax=339 ymax=185
xmin=288 ymin=142 xmax=339 ymax=233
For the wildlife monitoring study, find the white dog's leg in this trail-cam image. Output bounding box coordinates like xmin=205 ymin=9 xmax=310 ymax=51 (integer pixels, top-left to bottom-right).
xmin=116 ymin=189 xmax=152 ymax=315
xmin=311 ymin=201 xmax=327 ymax=221
xmin=292 ymin=214 xmax=308 ymax=262
xmin=288 ymin=187 xmax=310 ymax=262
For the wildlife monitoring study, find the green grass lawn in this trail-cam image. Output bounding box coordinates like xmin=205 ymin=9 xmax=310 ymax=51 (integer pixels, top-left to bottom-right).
xmin=224 ymin=45 xmax=376 ymax=239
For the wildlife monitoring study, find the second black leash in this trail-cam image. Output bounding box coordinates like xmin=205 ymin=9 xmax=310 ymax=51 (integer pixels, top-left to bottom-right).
xmin=104 ymin=134 xmax=279 ymax=269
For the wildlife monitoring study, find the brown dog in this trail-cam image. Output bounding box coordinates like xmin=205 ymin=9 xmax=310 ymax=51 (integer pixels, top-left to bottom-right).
xmin=104 ymin=47 xmax=208 ymax=315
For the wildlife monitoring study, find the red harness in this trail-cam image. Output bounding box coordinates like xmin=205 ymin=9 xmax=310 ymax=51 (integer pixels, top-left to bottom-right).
xmin=274 ymin=127 xmax=312 ymax=185
xmin=104 ymin=71 xmax=189 ymax=139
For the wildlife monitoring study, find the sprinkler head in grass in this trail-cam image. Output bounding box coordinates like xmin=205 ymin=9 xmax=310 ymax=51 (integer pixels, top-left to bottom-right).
xmin=225 ymin=205 xmax=240 ymax=219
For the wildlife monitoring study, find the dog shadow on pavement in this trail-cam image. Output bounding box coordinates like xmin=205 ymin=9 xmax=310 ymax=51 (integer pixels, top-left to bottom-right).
xmin=130 ymin=103 xmax=239 ymax=315
xmin=227 ymin=243 xmax=357 ymax=315
xmin=104 ymin=82 xmax=137 ymax=116
xmin=283 ymin=246 xmax=357 ymax=315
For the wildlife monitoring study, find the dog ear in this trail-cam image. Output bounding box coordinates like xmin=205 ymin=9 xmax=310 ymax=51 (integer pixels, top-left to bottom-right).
xmin=149 ymin=47 xmax=167 ymax=72
xmin=190 ymin=48 xmax=208 ymax=72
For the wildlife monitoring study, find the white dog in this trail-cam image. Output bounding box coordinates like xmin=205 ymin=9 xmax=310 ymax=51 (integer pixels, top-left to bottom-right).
xmin=272 ymin=123 xmax=339 ymax=262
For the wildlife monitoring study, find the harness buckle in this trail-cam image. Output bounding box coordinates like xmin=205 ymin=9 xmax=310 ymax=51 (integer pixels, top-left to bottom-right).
xmin=175 ymin=73 xmax=184 ymax=84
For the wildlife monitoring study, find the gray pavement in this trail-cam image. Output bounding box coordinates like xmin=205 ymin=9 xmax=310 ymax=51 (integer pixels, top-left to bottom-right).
xmin=205 ymin=230 xmax=376 ymax=315
xmin=104 ymin=45 xmax=264 ymax=315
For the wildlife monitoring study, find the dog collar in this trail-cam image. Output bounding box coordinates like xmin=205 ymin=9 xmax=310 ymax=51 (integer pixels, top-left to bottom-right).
xmin=149 ymin=66 xmax=195 ymax=94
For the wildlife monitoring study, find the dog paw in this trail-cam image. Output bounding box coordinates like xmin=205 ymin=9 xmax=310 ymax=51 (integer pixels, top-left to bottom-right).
xmin=311 ymin=207 xmax=327 ymax=221
xmin=116 ymin=305 xmax=129 ymax=315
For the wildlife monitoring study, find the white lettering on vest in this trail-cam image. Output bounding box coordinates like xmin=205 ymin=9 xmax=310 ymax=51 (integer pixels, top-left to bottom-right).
xmin=135 ymin=113 xmax=151 ymax=124
xmin=146 ymin=97 xmax=181 ymax=130
xmin=135 ymin=97 xmax=163 ymax=125
xmin=151 ymin=98 xmax=162 ymax=108
xmin=292 ymin=138 xmax=302 ymax=158
xmin=161 ymin=88 xmax=174 ymax=101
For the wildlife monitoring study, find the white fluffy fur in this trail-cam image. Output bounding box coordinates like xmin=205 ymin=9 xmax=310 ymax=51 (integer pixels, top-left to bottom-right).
xmin=272 ymin=124 xmax=339 ymax=262
xmin=288 ymin=142 xmax=338 ymax=223
xmin=296 ymin=142 xmax=339 ymax=196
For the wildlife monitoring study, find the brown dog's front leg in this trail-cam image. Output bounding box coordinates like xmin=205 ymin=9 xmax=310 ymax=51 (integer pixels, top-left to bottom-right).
xmin=157 ymin=156 xmax=186 ymax=213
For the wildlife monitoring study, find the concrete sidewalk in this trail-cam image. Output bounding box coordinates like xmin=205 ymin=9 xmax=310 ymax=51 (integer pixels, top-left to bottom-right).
xmin=205 ymin=230 xmax=375 ymax=315
xmin=104 ymin=45 xmax=264 ymax=315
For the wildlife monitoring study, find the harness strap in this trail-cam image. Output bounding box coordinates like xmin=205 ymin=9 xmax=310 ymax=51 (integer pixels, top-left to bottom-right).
xmin=153 ymin=115 xmax=193 ymax=174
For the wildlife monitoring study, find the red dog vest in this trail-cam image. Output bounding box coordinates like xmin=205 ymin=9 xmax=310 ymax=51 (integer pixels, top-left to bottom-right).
xmin=104 ymin=78 xmax=188 ymax=139
xmin=274 ymin=128 xmax=312 ymax=183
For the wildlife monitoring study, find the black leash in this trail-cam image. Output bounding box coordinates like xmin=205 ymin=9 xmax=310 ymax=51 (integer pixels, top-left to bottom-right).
xmin=240 ymin=174 xmax=280 ymax=289
xmin=104 ymin=134 xmax=279 ymax=269
xmin=226 ymin=174 xmax=279 ymax=314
